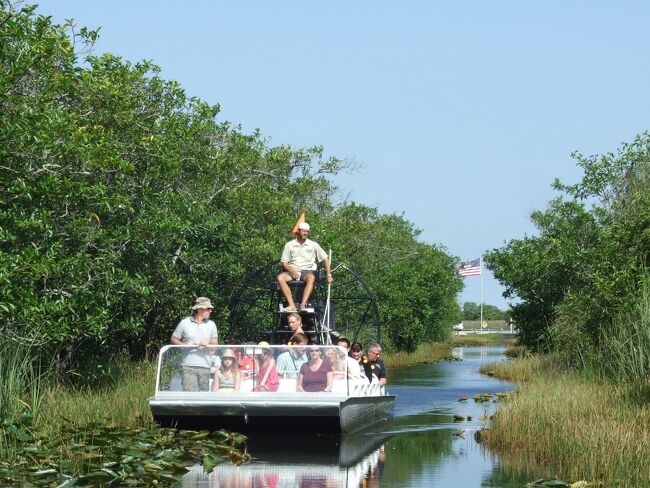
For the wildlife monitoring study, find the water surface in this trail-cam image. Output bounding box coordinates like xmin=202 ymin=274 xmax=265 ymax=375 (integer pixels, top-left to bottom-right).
xmin=177 ymin=346 xmax=532 ymax=487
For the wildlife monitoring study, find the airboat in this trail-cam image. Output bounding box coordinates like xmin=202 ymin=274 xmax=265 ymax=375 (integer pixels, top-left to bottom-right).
xmin=148 ymin=260 xmax=394 ymax=433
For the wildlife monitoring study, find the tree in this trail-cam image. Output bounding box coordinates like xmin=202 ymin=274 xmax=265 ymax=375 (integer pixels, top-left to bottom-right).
xmin=0 ymin=2 xmax=463 ymax=374
xmin=485 ymin=132 xmax=650 ymax=353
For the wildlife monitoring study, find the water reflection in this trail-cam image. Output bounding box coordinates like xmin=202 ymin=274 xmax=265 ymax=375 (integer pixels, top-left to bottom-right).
xmin=177 ymin=433 xmax=388 ymax=487
xmin=177 ymin=346 xmax=532 ymax=487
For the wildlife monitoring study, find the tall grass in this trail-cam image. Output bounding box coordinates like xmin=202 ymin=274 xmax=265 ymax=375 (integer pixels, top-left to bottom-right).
xmin=0 ymin=337 xmax=52 ymax=420
xmin=0 ymin=336 xmax=53 ymax=460
xmin=482 ymin=356 xmax=650 ymax=486
xmin=383 ymin=342 xmax=450 ymax=368
xmin=599 ymin=271 xmax=650 ymax=400
xmin=37 ymin=360 xmax=157 ymax=436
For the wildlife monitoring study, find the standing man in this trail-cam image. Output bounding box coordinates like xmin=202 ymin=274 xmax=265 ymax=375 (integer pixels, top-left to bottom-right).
xmin=277 ymin=221 xmax=333 ymax=312
xmin=171 ymin=297 xmax=219 ymax=391
xmin=361 ymin=342 xmax=387 ymax=387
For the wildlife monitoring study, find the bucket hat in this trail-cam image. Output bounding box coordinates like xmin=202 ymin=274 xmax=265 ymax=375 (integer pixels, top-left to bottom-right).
xmin=192 ymin=297 xmax=214 ymax=310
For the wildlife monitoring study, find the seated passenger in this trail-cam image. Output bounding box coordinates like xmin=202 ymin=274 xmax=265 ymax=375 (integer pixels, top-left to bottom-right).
xmin=238 ymin=344 xmax=256 ymax=381
xmin=253 ymin=341 xmax=280 ymax=392
xmin=325 ymin=347 xmax=347 ymax=380
xmin=337 ymin=337 xmax=365 ymax=381
xmin=361 ymin=342 xmax=387 ymax=387
xmin=211 ymin=348 xmax=241 ymax=392
xmin=276 ymin=332 xmax=309 ymax=378
xmin=277 ymin=221 xmax=333 ymax=312
xmin=297 ymin=345 xmax=333 ymax=392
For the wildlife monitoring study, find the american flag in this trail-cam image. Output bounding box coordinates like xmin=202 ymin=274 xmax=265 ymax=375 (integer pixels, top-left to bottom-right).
xmin=458 ymin=258 xmax=481 ymax=277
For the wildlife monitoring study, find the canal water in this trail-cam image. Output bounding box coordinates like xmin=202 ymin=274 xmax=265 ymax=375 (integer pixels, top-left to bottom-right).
xmin=177 ymin=346 xmax=532 ymax=487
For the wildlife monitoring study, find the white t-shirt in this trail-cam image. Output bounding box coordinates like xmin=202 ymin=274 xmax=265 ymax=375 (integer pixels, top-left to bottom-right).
xmin=346 ymin=356 xmax=365 ymax=380
xmin=172 ymin=316 xmax=219 ymax=368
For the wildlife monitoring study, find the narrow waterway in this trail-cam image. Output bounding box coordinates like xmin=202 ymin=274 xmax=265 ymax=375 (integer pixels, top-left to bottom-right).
xmin=178 ymin=346 xmax=532 ymax=487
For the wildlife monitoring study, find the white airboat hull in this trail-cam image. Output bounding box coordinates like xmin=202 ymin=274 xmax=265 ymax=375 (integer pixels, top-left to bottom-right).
xmin=149 ymin=392 xmax=394 ymax=433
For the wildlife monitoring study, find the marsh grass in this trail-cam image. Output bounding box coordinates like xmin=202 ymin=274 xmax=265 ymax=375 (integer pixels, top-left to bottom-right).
xmin=38 ymin=360 xmax=157 ymax=436
xmin=383 ymin=342 xmax=450 ymax=368
xmin=482 ymin=356 xmax=650 ymax=486
xmin=479 ymin=353 xmax=565 ymax=382
xmin=452 ymin=334 xmax=516 ymax=347
xmin=599 ymin=272 xmax=650 ymax=401
xmin=0 ymin=337 xmax=51 ymax=421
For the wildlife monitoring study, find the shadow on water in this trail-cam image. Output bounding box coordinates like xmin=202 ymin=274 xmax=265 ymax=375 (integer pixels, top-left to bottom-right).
xmin=176 ymin=346 xmax=533 ymax=487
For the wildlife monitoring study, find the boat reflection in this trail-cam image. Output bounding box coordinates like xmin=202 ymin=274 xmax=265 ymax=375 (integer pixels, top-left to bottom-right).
xmin=177 ymin=432 xmax=389 ymax=488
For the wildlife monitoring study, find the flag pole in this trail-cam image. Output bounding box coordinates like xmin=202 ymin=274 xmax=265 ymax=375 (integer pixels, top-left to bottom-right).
xmin=478 ymin=256 xmax=483 ymax=332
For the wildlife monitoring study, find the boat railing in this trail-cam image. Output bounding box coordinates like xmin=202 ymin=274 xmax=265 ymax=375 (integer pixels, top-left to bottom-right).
xmin=154 ymin=344 xmax=383 ymax=398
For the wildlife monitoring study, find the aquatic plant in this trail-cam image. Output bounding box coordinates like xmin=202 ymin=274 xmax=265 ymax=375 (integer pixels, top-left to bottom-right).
xmin=0 ymin=419 xmax=249 ymax=486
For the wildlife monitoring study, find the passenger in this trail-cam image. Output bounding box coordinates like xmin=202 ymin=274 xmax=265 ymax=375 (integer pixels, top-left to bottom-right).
xmin=277 ymin=221 xmax=333 ymax=312
xmin=253 ymin=341 xmax=280 ymax=392
xmin=325 ymin=347 xmax=347 ymax=380
xmin=276 ymin=332 xmax=309 ymax=379
xmin=286 ymin=313 xmax=305 ymax=343
xmin=337 ymin=337 xmax=365 ymax=381
xmin=209 ymin=351 xmax=221 ymax=374
xmin=361 ymin=342 xmax=387 ymax=387
xmin=212 ymin=348 xmax=241 ymax=392
xmin=238 ymin=343 xmax=256 ymax=381
xmin=350 ymin=341 xmax=364 ymax=365
xmin=297 ymin=345 xmax=333 ymax=392
xmin=170 ymin=297 xmax=219 ymax=391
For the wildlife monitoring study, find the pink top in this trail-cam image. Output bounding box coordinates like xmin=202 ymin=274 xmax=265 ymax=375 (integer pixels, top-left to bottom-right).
xmin=258 ymin=363 xmax=279 ymax=392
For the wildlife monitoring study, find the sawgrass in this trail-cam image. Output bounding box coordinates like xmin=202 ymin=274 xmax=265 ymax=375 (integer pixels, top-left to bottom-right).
xmin=481 ymin=356 xmax=650 ymax=486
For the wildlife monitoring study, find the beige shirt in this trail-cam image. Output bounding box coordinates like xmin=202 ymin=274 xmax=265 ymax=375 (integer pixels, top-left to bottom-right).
xmin=280 ymin=238 xmax=327 ymax=271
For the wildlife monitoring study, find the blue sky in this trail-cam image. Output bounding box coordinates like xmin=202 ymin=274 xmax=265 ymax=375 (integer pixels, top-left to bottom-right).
xmin=34 ymin=1 xmax=650 ymax=308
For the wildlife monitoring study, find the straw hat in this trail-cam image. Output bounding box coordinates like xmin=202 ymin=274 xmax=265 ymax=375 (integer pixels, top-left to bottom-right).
xmin=220 ymin=348 xmax=236 ymax=360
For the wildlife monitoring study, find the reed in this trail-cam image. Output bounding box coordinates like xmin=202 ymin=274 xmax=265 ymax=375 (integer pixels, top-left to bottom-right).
xmin=0 ymin=336 xmax=53 ymax=462
xmin=383 ymin=342 xmax=450 ymax=368
xmin=599 ymin=271 xmax=650 ymax=400
xmin=0 ymin=337 xmax=51 ymax=421
xmin=482 ymin=357 xmax=650 ymax=486
xmin=37 ymin=360 xmax=157 ymax=436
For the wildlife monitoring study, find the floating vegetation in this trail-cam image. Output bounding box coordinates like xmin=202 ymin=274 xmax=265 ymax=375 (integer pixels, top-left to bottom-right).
xmin=526 ymin=478 xmax=572 ymax=487
xmin=452 ymin=414 xmax=465 ymax=422
xmin=473 ymin=393 xmax=494 ymax=403
xmin=458 ymin=396 xmax=468 ymax=402
xmin=495 ymin=391 xmax=513 ymax=403
xmin=0 ymin=415 xmax=250 ymax=486
xmin=443 ymin=355 xmax=462 ymax=362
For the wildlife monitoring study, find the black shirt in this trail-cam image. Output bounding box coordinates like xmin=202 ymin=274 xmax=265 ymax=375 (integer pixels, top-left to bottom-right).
xmin=361 ymin=356 xmax=386 ymax=383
